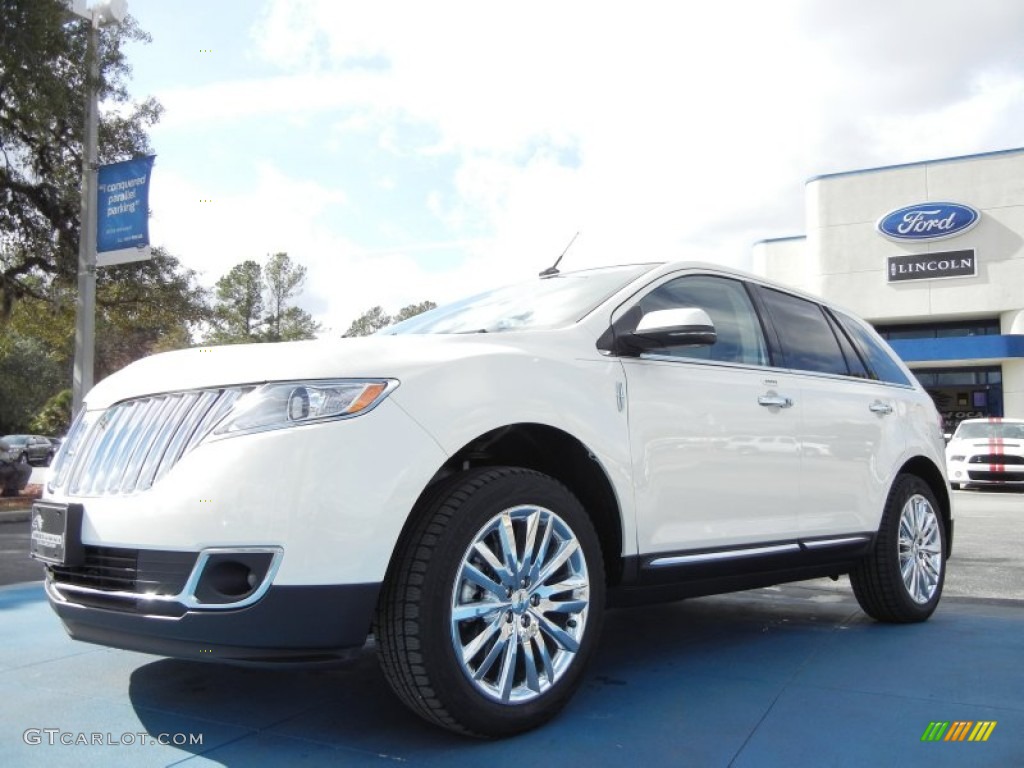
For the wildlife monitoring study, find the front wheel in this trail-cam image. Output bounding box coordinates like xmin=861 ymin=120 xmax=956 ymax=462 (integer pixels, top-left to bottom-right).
xmin=850 ymin=474 xmax=946 ymax=622
xmin=374 ymin=467 xmax=605 ymax=737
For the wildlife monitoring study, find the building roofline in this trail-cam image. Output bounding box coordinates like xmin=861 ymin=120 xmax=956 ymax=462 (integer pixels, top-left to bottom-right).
xmin=753 ymin=235 xmax=806 ymax=246
xmin=807 ymin=146 xmax=1024 ymax=184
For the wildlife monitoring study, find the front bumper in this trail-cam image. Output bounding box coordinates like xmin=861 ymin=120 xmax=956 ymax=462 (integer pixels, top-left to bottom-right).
xmin=948 ymin=462 xmax=1024 ymax=486
xmin=47 ymin=576 xmax=380 ymax=665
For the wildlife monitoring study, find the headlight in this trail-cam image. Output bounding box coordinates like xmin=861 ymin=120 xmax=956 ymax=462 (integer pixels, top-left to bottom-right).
xmin=211 ymin=379 xmax=398 ymax=437
xmin=948 ymin=455 xmax=965 ymax=462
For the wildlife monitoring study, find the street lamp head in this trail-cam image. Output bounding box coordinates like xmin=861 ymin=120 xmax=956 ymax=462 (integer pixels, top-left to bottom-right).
xmin=94 ymin=0 xmax=128 ymax=26
xmin=64 ymin=0 xmax=128 ymax=26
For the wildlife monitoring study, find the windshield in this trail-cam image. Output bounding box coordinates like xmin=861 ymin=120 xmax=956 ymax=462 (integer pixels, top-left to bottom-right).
xmin=954 ymin=421 xmax=1024 ymax=440
xmin=383 ymin=264 xmax=657 ymax=335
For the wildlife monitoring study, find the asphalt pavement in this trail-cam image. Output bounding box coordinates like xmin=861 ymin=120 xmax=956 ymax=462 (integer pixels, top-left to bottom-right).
xmin=0 ymin=485 xmax=1021 ymax=766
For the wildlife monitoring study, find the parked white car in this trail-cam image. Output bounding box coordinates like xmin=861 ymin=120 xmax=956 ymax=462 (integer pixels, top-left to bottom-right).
xmin=946 ymin=417 xmax=1024 ymax=489
xmin=32 ymin=262 xmax=951 ymax=737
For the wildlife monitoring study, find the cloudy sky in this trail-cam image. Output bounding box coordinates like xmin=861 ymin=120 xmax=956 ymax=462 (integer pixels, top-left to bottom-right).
xmin=119 ymin=0 xmax=1024 ymax=335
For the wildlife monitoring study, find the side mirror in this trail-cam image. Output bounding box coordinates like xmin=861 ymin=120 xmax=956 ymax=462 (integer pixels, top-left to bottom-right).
xmin=625 ymin=308 xmax=717 ymax=352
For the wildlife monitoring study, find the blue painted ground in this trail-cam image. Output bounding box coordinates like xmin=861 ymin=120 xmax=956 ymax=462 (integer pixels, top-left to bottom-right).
xmin=1 ymin=581 xmax=1021 ymax=767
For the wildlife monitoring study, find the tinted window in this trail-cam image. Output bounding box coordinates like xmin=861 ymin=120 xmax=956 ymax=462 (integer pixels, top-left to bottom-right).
xmin=759 ymin=288 xmax=848 ymax=375
xmin=636 ymin=276 xmax=767 ymax=365
xmin=826 ymin=311 xmax=870 ymax=379
xmin=834 ymin=312 xmax=912 ymax=386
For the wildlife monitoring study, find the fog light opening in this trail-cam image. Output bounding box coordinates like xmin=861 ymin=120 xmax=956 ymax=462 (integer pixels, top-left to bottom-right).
xmin=206 ymin=560 xmax=256 ymax=598
xmin=191 ymin=550 xmax=277 ymax=606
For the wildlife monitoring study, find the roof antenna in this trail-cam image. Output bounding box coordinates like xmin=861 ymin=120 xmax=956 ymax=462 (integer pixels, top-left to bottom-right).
xmin=539 ymin=231 xmax=579 ymax=277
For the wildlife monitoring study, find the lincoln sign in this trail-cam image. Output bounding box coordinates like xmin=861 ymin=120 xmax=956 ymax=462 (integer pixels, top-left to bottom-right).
xmin=887 ymin=250 xmax=976 ymax=283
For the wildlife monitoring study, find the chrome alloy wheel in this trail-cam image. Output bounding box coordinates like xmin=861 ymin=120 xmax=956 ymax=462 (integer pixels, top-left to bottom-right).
xmin=450 ymin=504 xmax=591 ymax=704
xmin=898 ymin=493 xmax=943 ymax=604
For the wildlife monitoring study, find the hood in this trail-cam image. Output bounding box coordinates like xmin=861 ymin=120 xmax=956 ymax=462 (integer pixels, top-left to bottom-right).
xmin=84 ymin=332 xmax=577 ymax=410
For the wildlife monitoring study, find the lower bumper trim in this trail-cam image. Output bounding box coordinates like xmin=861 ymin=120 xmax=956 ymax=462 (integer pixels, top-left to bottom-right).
xmin=50 ymin=582 xmax=380 ymax=666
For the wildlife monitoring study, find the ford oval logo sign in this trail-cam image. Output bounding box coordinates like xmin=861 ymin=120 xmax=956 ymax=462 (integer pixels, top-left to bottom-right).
xmin=877 ymin=202 xmax=980 ymax=242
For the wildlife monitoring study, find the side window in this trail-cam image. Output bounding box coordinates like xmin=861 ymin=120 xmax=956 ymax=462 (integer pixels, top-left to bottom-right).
xmin=758 ymin=288 xmax=849 ymax=376
xmin=636 ymin=275 xmax=768 ymax=365
xmin=825 ymin=311 xmax=870 ymax=379
xmin=833 ymin=311 xmax=912 ymax=386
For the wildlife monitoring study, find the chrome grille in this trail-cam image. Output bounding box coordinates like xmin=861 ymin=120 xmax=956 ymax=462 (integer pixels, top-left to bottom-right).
xmin=50 ymin=387 xmax=250 ymax=497
xmin=969 ymin=454 xmax=1024 ymax=465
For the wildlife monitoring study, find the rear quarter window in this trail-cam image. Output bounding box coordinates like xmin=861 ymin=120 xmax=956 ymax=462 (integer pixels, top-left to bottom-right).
xmin=833 ymin=311 xmax=912 ymax=386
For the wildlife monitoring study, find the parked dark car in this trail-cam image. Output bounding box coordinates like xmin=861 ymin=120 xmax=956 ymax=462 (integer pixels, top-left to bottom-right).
xmin=0 ymin=438 xmax=33 ymax=496
xmin=1 ymin=435 xmax=57 ymax=466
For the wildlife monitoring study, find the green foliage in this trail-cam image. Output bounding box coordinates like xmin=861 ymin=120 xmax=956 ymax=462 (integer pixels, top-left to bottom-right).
xmin=29 ymin=388 xmax=72 ymax=436
xmin=207 ymin=253 xmax=321 ymax=344
xmin=0 ymin=331 xmax=66 ymax=434
xmin=394 ymin=301 xmax=438 ymax=323
xmin=343 ymin=301 xmax=437 ymax=337
xmin=208 ymin=260 xmax=263 ymax=343
xmin=0 ymin=0 xmax=162 ymax=315
xmin=262 ymin=252 xmax=320 ymax=341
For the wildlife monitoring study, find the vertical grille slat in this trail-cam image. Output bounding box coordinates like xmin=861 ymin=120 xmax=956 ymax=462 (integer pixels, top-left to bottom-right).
xmin=106 ymin=398 xmax=160 ymax=494
xmin=136 ymin=394 xmax=201 ymax=491
xmin=51 ymin=387 xmax=251 ymax=497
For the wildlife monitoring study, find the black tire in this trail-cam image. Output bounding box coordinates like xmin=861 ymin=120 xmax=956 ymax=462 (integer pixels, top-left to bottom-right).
xmin=850 ymin=474 xmax=946 ymax=623
xmin=374 ymin=466 xmax=606 ymax=737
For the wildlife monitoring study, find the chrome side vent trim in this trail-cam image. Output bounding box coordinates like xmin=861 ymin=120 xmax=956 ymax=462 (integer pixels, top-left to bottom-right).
xmin=50 ymin=387 xmax=250 ymax=497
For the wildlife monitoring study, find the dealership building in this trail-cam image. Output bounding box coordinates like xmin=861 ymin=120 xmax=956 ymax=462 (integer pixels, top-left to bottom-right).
xmin=753 ymin=147 xmax=1024 ymax=431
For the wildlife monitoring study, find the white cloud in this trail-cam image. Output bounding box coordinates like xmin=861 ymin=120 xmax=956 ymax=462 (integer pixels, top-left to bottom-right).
xmin=130 ymin=0 xmax=1024 ymax=337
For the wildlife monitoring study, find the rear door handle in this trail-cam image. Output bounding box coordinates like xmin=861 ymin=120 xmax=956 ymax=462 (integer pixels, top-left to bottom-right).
xmin=758 ymin=394 xmax=793 ymax=409
xmin=869 ymin=401 xmax=893 ymax=415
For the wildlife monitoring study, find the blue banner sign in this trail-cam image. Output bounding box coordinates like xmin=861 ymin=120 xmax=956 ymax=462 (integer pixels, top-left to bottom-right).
xmin=877 ymin=201 xmax=979 ymax=242
xmin=96 ymin=155 xmax=155 ymax=253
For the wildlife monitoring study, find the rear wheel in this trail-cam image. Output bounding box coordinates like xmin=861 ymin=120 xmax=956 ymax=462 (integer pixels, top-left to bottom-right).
xmin=850 ymin=474 xmax=945 ymax=622
xmin=374 ymin=467 xmax=605 ymax=737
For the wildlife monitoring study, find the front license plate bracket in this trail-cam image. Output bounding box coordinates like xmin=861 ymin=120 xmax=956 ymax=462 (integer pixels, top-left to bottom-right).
xmin=30 ymin=502 xmax=84 ymax=566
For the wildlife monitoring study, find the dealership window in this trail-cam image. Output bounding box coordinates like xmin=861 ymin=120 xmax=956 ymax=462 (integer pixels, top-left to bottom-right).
xmin=875 ymin=319 xmax=1000 ymax=341
xmin=913 ymin=366 xmax=1003 ymax=433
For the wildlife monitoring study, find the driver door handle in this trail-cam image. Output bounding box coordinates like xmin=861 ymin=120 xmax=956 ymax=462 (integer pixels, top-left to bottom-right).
xmin=869 ymin=401 xmax=893 ymax=415
xmin=758 ymin=394 xmax=794 ymax=409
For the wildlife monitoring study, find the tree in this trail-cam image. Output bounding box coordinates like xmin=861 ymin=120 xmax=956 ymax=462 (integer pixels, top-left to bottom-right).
xmin=206 ymin=253 xmax=320 ymax=344
xmin=208 ymin=260 xmax=263 ymax=343
xmin=0 ymin=248 xmax=209 ymax=432
xmin=343 ymin=301 xmax=436 ymax=337
xmin=0 ymin=0 xmax=162 ymax=316
xmin=262 ymin=252 xmax=320 ymax=341
xmin=344 ymin=306 xmax=391 ymax=337
xmin=29 ymin=388 xmax=72 ymax=436
xmin=93 ymin=249 xmax=209 ymax=379
xmin=394 ymin=301 xmax=437 ymax=323
xmin=0 ymin=3 xmax=210 ymax=432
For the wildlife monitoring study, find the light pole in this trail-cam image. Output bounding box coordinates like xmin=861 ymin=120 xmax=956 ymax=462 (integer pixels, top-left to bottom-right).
xmin=68 ymin=0 xmax=128 ymax=416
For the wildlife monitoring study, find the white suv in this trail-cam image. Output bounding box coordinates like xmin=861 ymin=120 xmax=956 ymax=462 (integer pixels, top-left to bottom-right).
xmin=32 ymin=262 xmax=952 ymax=737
